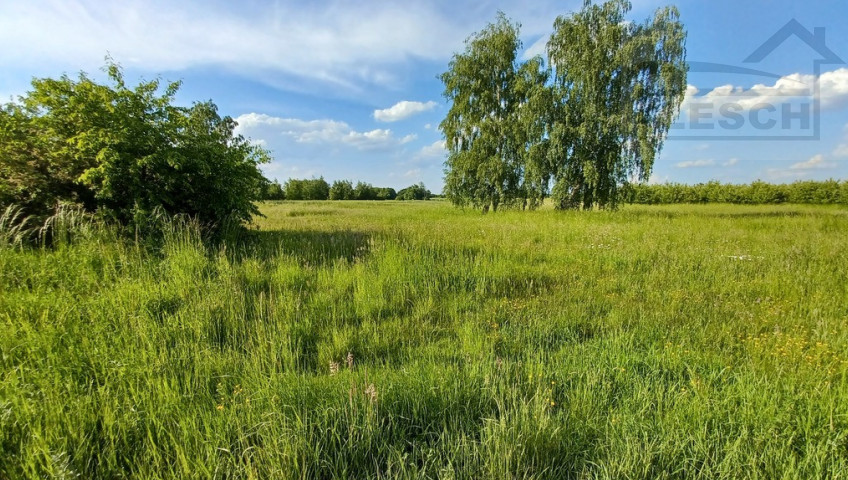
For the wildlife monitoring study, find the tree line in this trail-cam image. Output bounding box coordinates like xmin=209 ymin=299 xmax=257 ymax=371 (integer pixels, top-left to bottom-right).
xmin=626 ymin=180 xmax=848 ymax=205
xmin=440 ymin=0 xmax=688 ymax=212
xmin=262 ymin=178 xmax=433 ymax=201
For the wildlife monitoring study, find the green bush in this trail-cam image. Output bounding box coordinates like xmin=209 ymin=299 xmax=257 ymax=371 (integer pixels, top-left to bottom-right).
xmin=0 ymin=62 xmax=271 ymax=231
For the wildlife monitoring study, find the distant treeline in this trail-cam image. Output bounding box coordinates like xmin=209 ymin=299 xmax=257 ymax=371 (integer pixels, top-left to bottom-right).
xmin=626 ymin=180 xmax=848 ymax=205
xmin=262 ymin=178 xmax=433 ymax=201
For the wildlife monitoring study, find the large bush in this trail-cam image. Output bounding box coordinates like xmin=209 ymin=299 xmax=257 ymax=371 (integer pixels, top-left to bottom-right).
xmin=0 ymin=63 xmax=270 ymax=230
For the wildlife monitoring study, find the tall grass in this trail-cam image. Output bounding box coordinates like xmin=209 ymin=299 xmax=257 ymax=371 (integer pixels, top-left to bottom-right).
xmin=1 ymin=201 xmax=847 ymax=478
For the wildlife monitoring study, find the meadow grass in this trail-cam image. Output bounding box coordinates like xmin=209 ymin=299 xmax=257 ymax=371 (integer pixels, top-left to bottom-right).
xmin=1 ymin=201 xmax=847 ymax=479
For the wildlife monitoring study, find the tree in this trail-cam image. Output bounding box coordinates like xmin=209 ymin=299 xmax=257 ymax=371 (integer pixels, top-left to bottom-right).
xmin=547 ymin=0 xmax=687 ymax=209
xmin=353 ymin=181 xmax=376 ymax=200
xmin=0 ymin=62 xmax=271 ymax=228
xmin=283 ymin=179 xmax=305 ymax=200
xmin=440 ymin=14 xmax=545 ymax=213
xmin=396 ymin=183 xmax=432 ymax=200
xmin=262 ymin=180 xmax=285 ymax=200
xmin=375 ymin=187 xmax=397 ymax=200
xmin=304 ymin=177 xmax=330 ymax=200
xmin=329 ymin=180 xmax=355 ymax=200
xmin=284 ymin=178 xmax=329 ymax=200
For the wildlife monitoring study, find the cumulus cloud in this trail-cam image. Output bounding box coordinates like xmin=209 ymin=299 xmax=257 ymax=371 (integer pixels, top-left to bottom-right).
xmin=674 ymin=159 xmax=715 ymax=168
xmin=833 ymin=124 xmax=848 ymax=158
xmin=789 ymin=154 xmax=836 ymax=170
xmin=679 ymin=68 xmax=848 ymax=118
xmin=763 ymin=154 xmax=840 ymax=181
xmin=235 ymin=113 xmax=415 ymax=151
xmin=417 ymin=140 xmax=448 ymax=159
xmin=374 ymin=100 xmax=438 ymax=122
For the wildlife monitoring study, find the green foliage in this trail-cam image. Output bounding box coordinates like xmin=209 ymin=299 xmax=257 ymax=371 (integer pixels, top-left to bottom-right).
xmin=2 ymin=201 xmax=847 ymax=478
xmin=548 ymin=0 xmax=687 ymax=210
xmin=353 ymin=181 xmax=377 ymax=200
xmin=440 ymin=14 xmax=549 ymax=212
xmin=329 ymin=179 xmax=355 ymax=200
xmin=396 ymin=182 xmax=432 ymax=200
xmin=439 ymin=1 xmax=688 ymax=212
xmin=0 ymin=62 xmax=271 ymax=230
xmin=375 ymin=187 xmax=397 ymax=200
xmin=628 ymin=180 xmax=848 ymax=205
xmin=284 ymin=177 xmax=330 ymax=200
xmin=261 ymin=180 xmax=286 ymax=200
xmin=327 ymin=180 xmax=397 ymax=201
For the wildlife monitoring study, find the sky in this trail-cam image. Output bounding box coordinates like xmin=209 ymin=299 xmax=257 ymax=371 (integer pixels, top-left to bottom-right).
xmin=2 ymin=0 xmax=847 ymax=192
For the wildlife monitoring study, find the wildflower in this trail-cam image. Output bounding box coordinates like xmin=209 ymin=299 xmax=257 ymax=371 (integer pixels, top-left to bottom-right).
xmin=346 ymin=352 xmax=354 ymax=370
xmin=329 ymin=361 xmax=340 ymax=375
xmin=216 ymin=404 xmax=224 ymax=411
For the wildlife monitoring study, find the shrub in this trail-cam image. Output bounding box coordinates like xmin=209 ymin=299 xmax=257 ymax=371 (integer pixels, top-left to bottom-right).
xmin=0 ymin=62 xmax=271 ymax=232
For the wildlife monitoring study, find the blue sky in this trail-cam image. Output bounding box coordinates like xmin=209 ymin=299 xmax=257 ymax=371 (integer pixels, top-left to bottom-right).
xmin=2 ymin=0 xmax=847 ymax=192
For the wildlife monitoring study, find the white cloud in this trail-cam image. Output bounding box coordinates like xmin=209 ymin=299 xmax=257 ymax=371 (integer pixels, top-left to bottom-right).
xmin=674 ymin=159 xmax=715 ymax=168
xmin=0 ymin=1 xmax=461 ymax=91
xmin=679 ymin=68 xmax=848 ymax=121
xmin=763 ymin=154 xmax=840 ymax=181
xmin=417 ymin=140 xmax=447 ymax=159
xmin=789 ymin=154 xmax=836 ymax=170
xmin=0 ymin=0 xmax=577 ymax=94
xmin=647 ymin=172 xmax=669 ymax=185
xmin=374 ymin=100 xmax=438 ymax=122
xmin=235 ymin=113 xmax=414 ymax=151
xmin=521 ymin=35 xmax=548 ymax=60
xmin=723 ymin=158 xmax=739 ymax=167
xmin=833 ymin=124 xmax=848 ymax=158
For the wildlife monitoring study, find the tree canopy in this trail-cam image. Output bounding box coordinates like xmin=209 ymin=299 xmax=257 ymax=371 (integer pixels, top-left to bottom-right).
xmin=0 ymin=62 xmax=271 ymax=230
xmin=439 ymin=1 xmax=688 ymax=211
xmin=440 ymin=14 xmax=548 ymax=213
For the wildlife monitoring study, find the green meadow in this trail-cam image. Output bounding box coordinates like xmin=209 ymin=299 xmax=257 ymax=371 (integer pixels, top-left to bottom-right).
xmin=2 ymin=201 xmax=847 ymax=479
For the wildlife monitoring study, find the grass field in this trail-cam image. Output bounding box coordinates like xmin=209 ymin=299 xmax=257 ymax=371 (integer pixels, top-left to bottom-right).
xmin=2 ymin=201 xmax=847 ymax=479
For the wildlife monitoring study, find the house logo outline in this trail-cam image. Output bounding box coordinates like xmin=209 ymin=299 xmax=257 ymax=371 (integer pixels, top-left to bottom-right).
xmin=672 ymin=19 xmax=845 ymax=141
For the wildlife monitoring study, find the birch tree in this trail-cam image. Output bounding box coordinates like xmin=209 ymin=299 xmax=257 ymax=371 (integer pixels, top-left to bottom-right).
xmin=547 ymin=0 xmax=688 ymax=209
